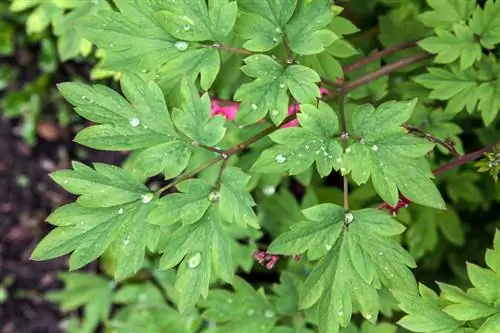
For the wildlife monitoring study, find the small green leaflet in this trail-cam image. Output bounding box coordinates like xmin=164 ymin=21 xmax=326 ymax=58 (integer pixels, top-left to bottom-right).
xmin=415 ymin=57 xmax=500 ymax=125
xmin=395 ymin=284 xmax=469 ymax=333
xmin=235 ymin=0 xmax=297 ymax=52
xmin=252 ymin=102 xmax=342 ymax=177
xmin=285 ymin=0 xmax=338 ymax=55
xmin=406 ymin=206 xmax=465 ymax=260
xmin=31 ymin=162 xmax=156 ymax=280
xmin=469 ymin=0 xmax=500 ymax=49
xmin=234 ymin=54 xmax=321 ymax=125
xmin=341 ymin=99 xmax=445 ymax=209
xmin=201 ymin=276 xmax=278 ymax=333
xmin=46 ymin=273 xmax=113 ymax=333
xmin=157 ymin=207 xmax=234 ymax=312
xmin=58 ymin=73 xmax=224 ymax=179
xmin=172 ymin=78 xmax=226 ymax=147
xmin=156 ymin=0 xmax=237 ymax=42
xmin=76 ymin=0 xmax=176 ymax=74
xmin=418 ymin=24 xmax=482 ymax=70
xmin=268 ymin=203 xmax=417 ymax=333
xmin=418 ymin=0 xmax=475 ymax=29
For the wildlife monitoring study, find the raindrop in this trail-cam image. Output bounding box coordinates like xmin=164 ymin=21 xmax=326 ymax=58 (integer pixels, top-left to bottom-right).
xmin=129 ymin=117 xmax=140 ymax=127
xmin=344 ymin=212 xmax=354 ymax=225
xmin=81 ymin=95 xmax=87 ymax=100
xmin=275 ymin=27 xmax=282 ymax=33
xmin=271 ymin=109 xmax=279 ymax=117
xmin=345 ymin=147 xmax=351 ymax=153
xmin=325 ymin=244 xmax=332 ymax=251
xmin=275 ymin=154 xmax=287 ymax=164
xmin=360 ymin=138 xmax=365 ymax=144
xmin=141 ymin=69 xmax=148 ymax=73
xmin=366 ymin=314 xmax=373 ymax=320
xmin=109 ymin=43 xmax=114 ymax=47
xmin=305 ymin=144 xmax=310 ymax=149
xmin=63 ymin=179 xmax=69 ymax=184
xmin=123 ymin=237 xmax=130 ymax=245
xmin=141 ymin=193 xmax=154 ymax=204
xmin=183 ymin=24 xmax=191 ymax=31
xmin=279 ymin=83 xmax=285 ymax=88
xmin=247 ymin=309 xmax=255 ymax=316
xmin=208 ymin=191 xmax=220 ymax=203
xmin=272 ymin=37 xmax=279 ymax=44
xmin=336 ymin=158 xmax=342 ymax=163
xmin=251 ymin=103 xmax=258 ymax=110
xmin=378 ymin=251 xmax=383 ymax=255
xmin=187 ymin=252 xmax=201 ymax=268
xmin=372 ymin=145 xmax=378 ymax=151
xmin=264 ymin=310 xmax=275 ymax=318
xmin=118 ymin=208 xmax=124 ymax=214
xmin=262 ymin=186 xmax=276 ymax=196
xmin=338 ymin=310 xmax=344 ymax=316
xmin=174 ymin=41 xmax=189 ymax=51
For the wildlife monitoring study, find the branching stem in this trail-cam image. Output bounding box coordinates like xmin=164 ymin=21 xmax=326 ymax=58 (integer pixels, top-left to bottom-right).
xmin=403 ymin=124 xmax=461 ymax=158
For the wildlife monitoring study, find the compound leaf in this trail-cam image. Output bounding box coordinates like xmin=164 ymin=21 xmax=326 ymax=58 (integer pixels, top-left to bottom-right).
xmin=418 ymin=0 xmax=475 ymax=29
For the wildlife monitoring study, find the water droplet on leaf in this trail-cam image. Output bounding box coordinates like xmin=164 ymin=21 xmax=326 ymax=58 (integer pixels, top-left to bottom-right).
xmin=271 ymin=109 xmax=279 ymax=117
xmin=247 ymin=309 xmax=255 ymax=316
xmin=325 ymin=244 xmax=332 ymax=251
xmin=372 ymin=145 xmax=378 ymax=151
xmin=262 ymin=186 xmax=276 ymax=196
xmin=336 ymin=158 xmax=342 ymax=163
xmin=251 ymin=103 xmax=258 ymax=110
xmin=129 ymin=117 xmax=140 ymax=127
xmin=183 ymin=24 xmax=191 ymax=31
xmin=63 ymin=179 xmax=69 ymax=184
xmin=338 ymin=310 xmax=344 ymax=316
xmin=360 ymin=138 xmax=365 ymax=144
xmin=141 ymin=193 xmax=154 ymax=204
xmin=279 ymin=83 xmax=285 ymax=88
xmin=174 ymin=41 xmax=189 ymax=51
xmin=118 ymin=208 xmax=124 ymax=214
xmin=264 ymin=310 xmax=275 ymax=318
xmin=344 ymin=212 xmax=354 ymax=224
xmin=187 ymin=252 xmax=201 ymax=268
xmin=123 ymin=237 xmax=130 ymax=245
xmin=275 ymin=154 xmax=287 ymax=164
xmin=208 ymin=191 xmax=220 ymax=203
xmin=346 ymin=147 xmax=351 ymax=153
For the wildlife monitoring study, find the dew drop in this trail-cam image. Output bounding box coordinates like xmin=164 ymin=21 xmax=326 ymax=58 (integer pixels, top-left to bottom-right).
xmin=141 ymin=193 xmax=154 ymax=204
xmin=247 ymin=309 xmax=255 ymax=316
xmin=366 ymin=314 xmax=373 ymax=320
xmin=183 ymin=24 xmax=191 ymax=31
xmin=336 ymin=158 xmax=342 ymax=163
xmin=338 ymin=310 xmax=344 ymax=316
xmin=360 ymin=138 xmax=365 ymax=144
xmin=378 ymin=251 xmax=383 ymax=255
xmin=63 ymin=179 xmax=69 ymax=184
xmin=251 ymin=103 xmax=258 ymax=110
xmin=262 ymin=186 xmax=276 ymax=196
xmin=227 ymin=298 xmax=234 ymax=304
xmin=279 ymin=83 xmax=285 ymax=88
xmin=270 ymin=109 xmax=279 ymax=117
xmin=118 ymin=208 xmax=124 ymax=214
xmin=123 ymin=237 xmax=130 ymax=245
xmin=275 ymin=27 xmax=282 ymax=33
xmin=264 ymin=310 xmax=275 ymax=318
xmin=129 ymin=117 xmax=140 ymax=127
xmin=345 ymin=147 xmax=351 ymax=153
xmin=275 ymin=154 xmax=287 ymax=164
xmin=109 ymin=43 xmax=114 ymax=47
xmin=141 ymin=69 xmax=148 ymax=73
xmin=305 ymin=144 xmax=310 ymax=149
xmin=325 ymin=244 xmax=332 ymax=251
xmin=208 ymin=191 xmax=220 ymax=203
xmin=272 ymin=37 xmax=279 ymax=44
xmin=187 ymin=252 xmax=201 ymax=268
xmin=174 ymin=41 xmax=189 ymax=51
xmin=81 ymin=95 xmax=87 ymax=100
xmin=371 ymin=145 xmax=378 ymax=151
xmin=344 ymin=212 xmax=354 ymax=225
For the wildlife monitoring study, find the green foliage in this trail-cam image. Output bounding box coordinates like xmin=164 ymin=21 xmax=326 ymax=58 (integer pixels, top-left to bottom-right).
xmin=8 ymin=0 xmax=498 ymax=332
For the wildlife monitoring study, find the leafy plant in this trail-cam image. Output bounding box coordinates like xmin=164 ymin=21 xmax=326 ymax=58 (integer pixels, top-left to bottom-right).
xmin=15 ymin=0 xmax=500 ymax=332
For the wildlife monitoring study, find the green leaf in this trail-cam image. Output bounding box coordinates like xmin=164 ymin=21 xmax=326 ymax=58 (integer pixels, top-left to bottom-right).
xmin=477 ymin=313 xmax=500 ymax=333
xmin=418 ymin=24 xmax=482 ymax=70
xmin=414 ymin=66 xmax=479 ymax=114
xmin=285 ymin=0 xmax=338 ymax=55
xmin=469 ymin=0 xmax=500 ymax=49
xmin=252 ymin=102 xmax=342 ymax=177
xmin=395 ymin=284 xmax=467 ymax=333
xmin=172 ymin=78 xmax=226 ymax=146
xmin=156 ymin=0 xmax=237 ymax=42
xmin=342 ymin=100 xmax=445 ymax=209
xmin=485 ymin=230 xmax=500 ymax=273
xmin=234 ymin=54 xmax=320 ymax=125
xmin=406 ymin=206 xmax=465 ymax=260
xmin=148 ymin=179 xmax=212 ymax=226
xmin=418 ymin=0 xmax=475 ymax=29
xmin=59 ymin=73 xmax=193 ymax=179
xmin=201 ymin=276 xmax=278 ymax=333
xmin=218 ymin=167 xmax=259 ymax=228
xmin=46 ymin=273 xmax=113 ymax=333
xmin=32 ymin=162 xmax=156 ymax=279
xmin=438 ymin=283 xmax=497 ymax=321
xmin=76 ymin=0 xmax=176 ymax=73
xmin=268 ymin=204 xmax=416 ymax=333
xmin=158 ymin=207 xmax=233 ymax=312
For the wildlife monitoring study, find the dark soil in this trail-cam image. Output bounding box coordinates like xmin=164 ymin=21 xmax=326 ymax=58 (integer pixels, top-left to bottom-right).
xmin=0 ymin=117 xmax=124 ymax=333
